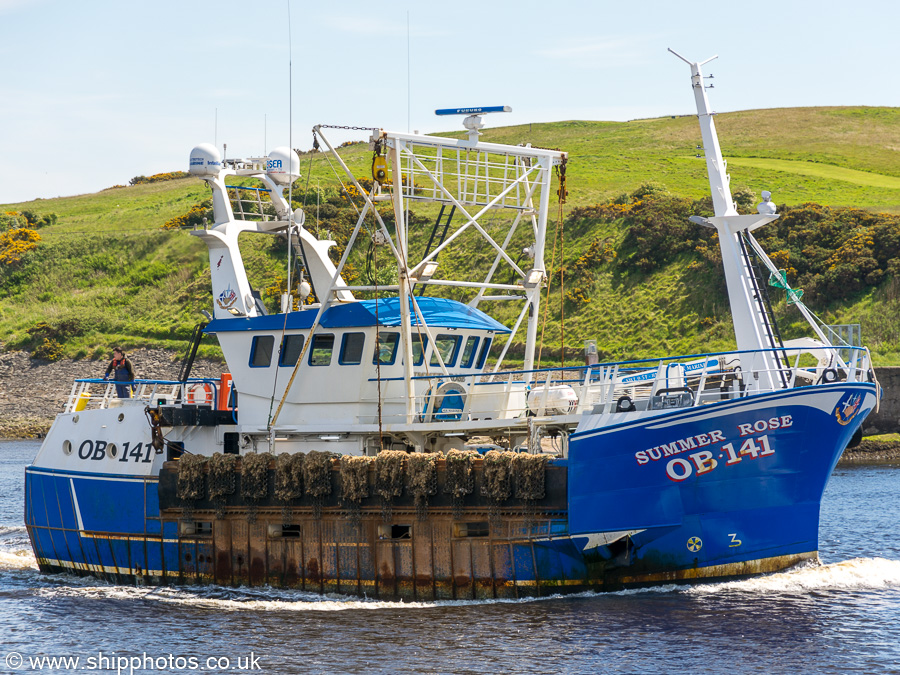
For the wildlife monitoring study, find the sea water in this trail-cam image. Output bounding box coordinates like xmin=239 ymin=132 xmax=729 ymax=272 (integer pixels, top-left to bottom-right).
xmin=1 ymin=440 xmax=898 ymax=674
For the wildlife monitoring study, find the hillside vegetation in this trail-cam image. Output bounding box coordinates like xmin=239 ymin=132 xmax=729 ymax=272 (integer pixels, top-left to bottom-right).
xmin=1 ymin=107 xmax=899 ymax=367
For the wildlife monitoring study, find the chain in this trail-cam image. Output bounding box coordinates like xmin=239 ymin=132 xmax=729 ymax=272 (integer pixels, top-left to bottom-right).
xmin=316 ymin=124 xmax=379 ymax=131
xmin=310 ymin=125 xmax=378 ymax=153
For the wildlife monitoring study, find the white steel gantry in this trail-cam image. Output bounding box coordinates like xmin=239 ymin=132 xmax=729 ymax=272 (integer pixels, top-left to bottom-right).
xmin=309 ymin=125 xmax=567 ymax=421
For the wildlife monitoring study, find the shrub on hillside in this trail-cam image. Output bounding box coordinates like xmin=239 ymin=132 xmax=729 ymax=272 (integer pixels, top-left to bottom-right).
xmin=129 ymin=171 xmax=190 ymax=186
xmin=33 ymin=337 xmax=64 ymax=362
xmin=754 ymin=204 xmax=900 ymax=301
xmin=564 ymin=193 xmax=900 ymax=305
xmin=1 ymin=211 xmax=57 ymax=231
xmin=23 ymin=319 xmax=88 ymax=361
xmin=163 ymin=200 xmax=213 ymax=229
xmin=619 ymin=195 xmax=714 ymax=271
xmin=0 ymin=227 xmax=41 ymax=265
xmin=20 ymin=211 xmax=57 ymax=228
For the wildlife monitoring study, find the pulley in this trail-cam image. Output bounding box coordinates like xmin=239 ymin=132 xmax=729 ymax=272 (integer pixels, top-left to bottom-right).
xmin=372 ymin=154 xmax=389 ymax=184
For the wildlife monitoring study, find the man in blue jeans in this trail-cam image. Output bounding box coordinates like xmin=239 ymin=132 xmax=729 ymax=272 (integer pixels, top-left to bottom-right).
xmin=103 ymin=348 xmax=135 ymax=398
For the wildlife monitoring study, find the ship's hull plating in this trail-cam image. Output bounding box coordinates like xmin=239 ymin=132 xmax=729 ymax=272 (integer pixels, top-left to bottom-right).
xmin=24 ymin=383 xmax=876 ymax=598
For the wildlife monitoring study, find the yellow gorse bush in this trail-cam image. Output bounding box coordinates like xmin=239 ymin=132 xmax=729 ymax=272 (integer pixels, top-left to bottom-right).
xmin=0 ymin=227 xmax=41 ymax=265
xmin=163 ymin=204 xmax=211 ymax=230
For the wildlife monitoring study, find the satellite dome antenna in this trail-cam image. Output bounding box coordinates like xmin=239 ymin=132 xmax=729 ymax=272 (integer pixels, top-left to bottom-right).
xmin=435 ymin=105 xmax=512 ymax=142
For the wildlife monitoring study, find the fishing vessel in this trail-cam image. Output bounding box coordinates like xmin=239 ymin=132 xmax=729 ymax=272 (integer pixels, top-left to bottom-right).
xmin=24 ymin=54 xmax=879 ymax=598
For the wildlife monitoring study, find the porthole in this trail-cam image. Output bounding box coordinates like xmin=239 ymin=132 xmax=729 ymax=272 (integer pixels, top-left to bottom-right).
xmin=108 ymin=443 xmax=118 ymax=458
xmin=62 ymin=440 xmax=72 ymax=455
xmin=117 ymin=413 xmax=125 ymax=422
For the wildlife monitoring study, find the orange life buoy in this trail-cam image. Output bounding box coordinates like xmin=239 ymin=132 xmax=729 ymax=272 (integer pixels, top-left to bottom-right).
xmin=186 ymin=383 xmax=214 ymax=406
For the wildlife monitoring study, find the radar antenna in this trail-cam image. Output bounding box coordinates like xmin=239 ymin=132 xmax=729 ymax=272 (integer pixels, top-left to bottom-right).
xmin=435 ymin=106 xmax=512 ymax=142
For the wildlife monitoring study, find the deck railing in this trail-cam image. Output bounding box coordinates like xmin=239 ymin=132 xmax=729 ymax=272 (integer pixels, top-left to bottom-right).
xmin=64 ymin=378 xmax=220 ymax=413
xmin=361 ymin=345 xmax=874 ymax=425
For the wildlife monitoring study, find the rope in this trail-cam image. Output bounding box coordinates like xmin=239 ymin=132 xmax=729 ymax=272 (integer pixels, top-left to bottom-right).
xmin=556 ymin=161 xmax=568 ymax=367
xmin=558 ymin=197 xmax=566 ymax=367
xmin=537 ymin=209 xmax=560 ymax=369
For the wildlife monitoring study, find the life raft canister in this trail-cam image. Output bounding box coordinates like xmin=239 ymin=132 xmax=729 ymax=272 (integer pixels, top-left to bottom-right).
xmin=186 ymin=382 xmax=214 ymax=406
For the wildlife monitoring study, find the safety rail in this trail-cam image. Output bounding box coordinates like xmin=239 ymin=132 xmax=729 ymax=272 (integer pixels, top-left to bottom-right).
xmin=64 ymin=378 xmax=220 ymax=413
xmin=226 ymin=184 xmax=277 ymax=222
xmin=359 ymin=345 xmax=875 ymax=425
xmin=392 ymin=141 xmax=552 ymax=210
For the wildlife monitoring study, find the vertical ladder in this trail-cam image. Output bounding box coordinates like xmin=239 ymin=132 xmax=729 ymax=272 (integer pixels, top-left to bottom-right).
xmin=737 ymin=233 xmax=790 ymax=388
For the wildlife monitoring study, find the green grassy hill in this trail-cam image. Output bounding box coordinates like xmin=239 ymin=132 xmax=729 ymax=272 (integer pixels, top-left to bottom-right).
xmin=2 ymin=106 xmax=899 ymax=366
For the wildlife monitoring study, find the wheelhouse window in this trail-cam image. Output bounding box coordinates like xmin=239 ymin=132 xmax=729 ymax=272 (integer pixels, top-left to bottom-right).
xmin=460 ymin=336 xmax=480 ymax=368
xmin=340 ymin=332 xmax=365 ymax=365
xmin=431 ymin=334 xmax=461 ymax=367
xmin=279 ymin=334 xmax=305 ymax=367
xmin=476 ymin=337 xmax=493 ymax=369
xmin=410 ymin=334 xmax=427 ymax=366
xmin=309 ymin=334 xmax=335 ymax=366
xmin=374 ymin=332 xmax=399 ymax=365
xmin=250 ymin=335 xmax=275 ymax=367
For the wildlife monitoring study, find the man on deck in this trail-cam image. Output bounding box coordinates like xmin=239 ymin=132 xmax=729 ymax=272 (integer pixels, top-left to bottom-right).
xmin=104 ymin=348 xmax=135 ymax=398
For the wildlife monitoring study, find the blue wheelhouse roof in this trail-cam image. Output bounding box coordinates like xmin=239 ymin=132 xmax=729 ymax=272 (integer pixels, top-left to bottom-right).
xmin=205 ymin=297 xmax=511 ymax=334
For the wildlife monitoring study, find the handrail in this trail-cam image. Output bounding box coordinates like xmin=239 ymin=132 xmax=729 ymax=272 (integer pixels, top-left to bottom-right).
xmin=64 ymin=378 xmax=221 ymax=413
xmin=349 ymin=344 xmax=874 ymax=426
xmin=73 ymin=378 xmax=218 ymax=385
xmin=365 ymin=344 xmax=868 ymax=384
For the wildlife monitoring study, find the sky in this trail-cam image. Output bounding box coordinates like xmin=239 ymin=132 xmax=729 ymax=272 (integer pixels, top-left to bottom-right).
xmin=1 ymin=0 xmax=899 ymax=203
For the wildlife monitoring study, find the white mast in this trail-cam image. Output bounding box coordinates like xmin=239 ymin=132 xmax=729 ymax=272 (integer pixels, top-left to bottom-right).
xmin=670 ymin=49 xmax=783 ymax=390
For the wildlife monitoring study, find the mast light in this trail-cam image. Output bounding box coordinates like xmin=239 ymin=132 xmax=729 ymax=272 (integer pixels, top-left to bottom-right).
xmin=411 ymin=261 xmax=439 ymax=282
xmin=521 ymin=269 xmax=545 ymax=289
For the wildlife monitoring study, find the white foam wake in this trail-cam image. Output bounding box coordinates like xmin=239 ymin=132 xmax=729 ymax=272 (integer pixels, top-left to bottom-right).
xmin=685 ymin=557 xmax=900 ymax=595
xmin=20 ymin=557 xmax=900 ymax=609
xmin=35 ymin=583 xmax=576 ymax=611
xmin=0 ymin=550 xmax=39 ymax=571
xmin=0 ymin=526 xmax=38 ymax=571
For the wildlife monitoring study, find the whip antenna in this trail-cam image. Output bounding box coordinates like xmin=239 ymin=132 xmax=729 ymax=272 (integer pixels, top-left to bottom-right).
xmin=407 ymin=11 xmax=411 ymax=133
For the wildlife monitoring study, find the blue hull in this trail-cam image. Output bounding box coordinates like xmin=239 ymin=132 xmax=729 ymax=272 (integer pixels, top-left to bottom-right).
xmin=24 ymin=467 xmax=177 ymax=583
xmin=25 ymin=382 xmax=876 ymax=596
xmin=567 ymin=382 xmax=875 ymax=583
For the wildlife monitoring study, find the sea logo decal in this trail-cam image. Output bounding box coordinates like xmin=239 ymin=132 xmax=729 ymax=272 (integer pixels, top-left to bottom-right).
xmin=216 ymin=284 xmax=238 ymax=310
xmin=687 ymin=536 xmax=703 ymax=553
xmin=833 ymin=392 xmax=863 ymax=426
